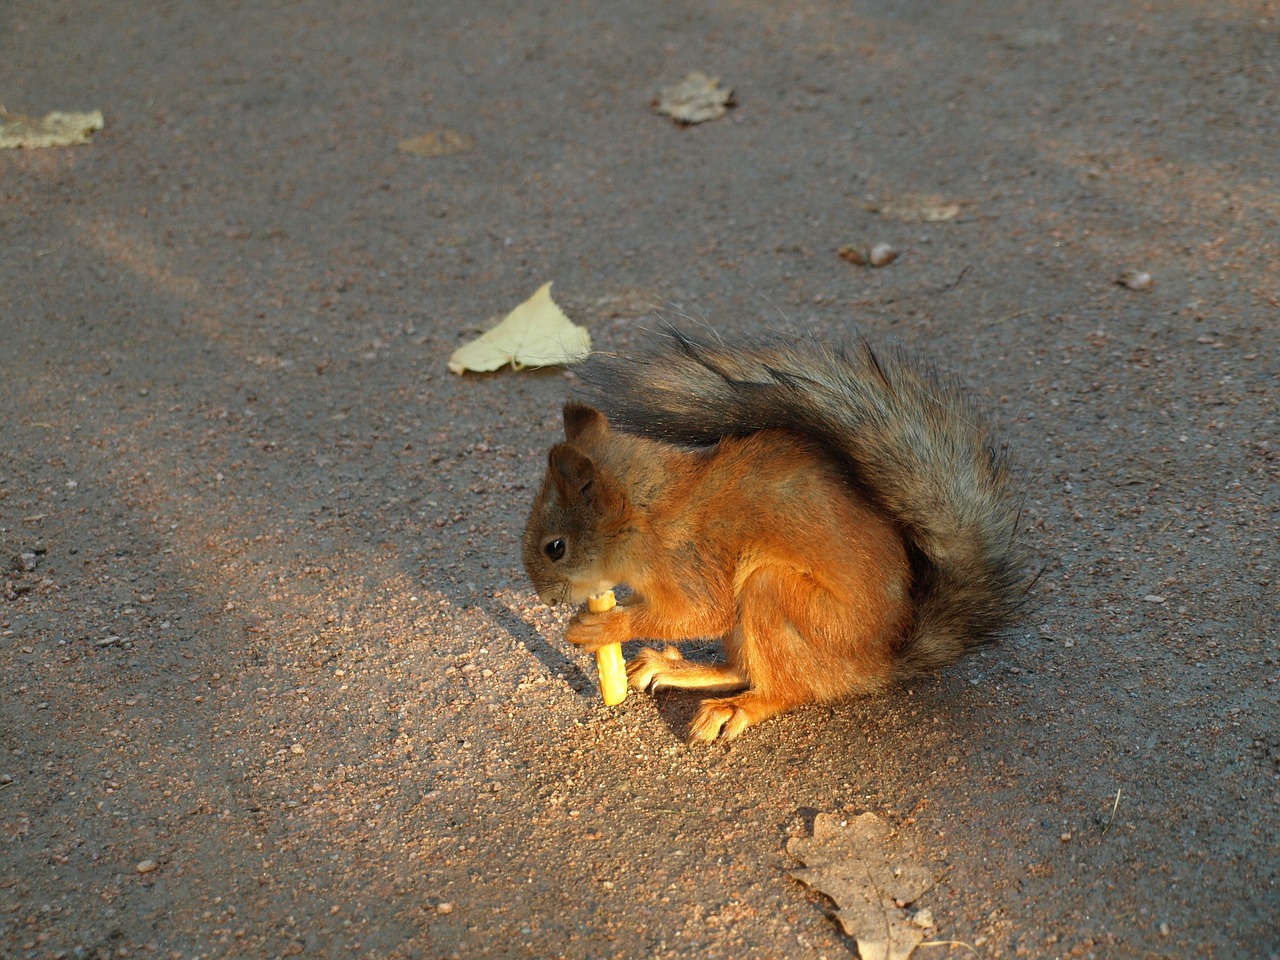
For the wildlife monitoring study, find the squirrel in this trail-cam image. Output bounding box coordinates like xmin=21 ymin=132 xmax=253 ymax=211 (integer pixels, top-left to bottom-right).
xmin=522 ymin=329 xmax=1028 ymax=742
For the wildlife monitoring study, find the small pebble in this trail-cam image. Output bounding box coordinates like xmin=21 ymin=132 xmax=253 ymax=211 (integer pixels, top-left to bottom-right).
xmin=136 ymin=860 xmax=158 ymax=874
xmin=437 ymin=901 xmax=454 ymax=915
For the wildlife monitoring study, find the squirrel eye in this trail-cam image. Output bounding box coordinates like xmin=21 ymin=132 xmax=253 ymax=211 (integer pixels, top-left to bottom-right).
xmin=544 ymin=538 xmax=566 ymax=562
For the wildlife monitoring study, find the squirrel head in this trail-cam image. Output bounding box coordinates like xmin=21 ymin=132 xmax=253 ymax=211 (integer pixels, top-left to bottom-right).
xmin=522 ymin=403 xmax=631 ymax=606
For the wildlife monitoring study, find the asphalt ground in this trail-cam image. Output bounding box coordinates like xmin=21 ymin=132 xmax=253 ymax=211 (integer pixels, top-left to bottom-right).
xmin=2 ymin=2 xmax=1277 ymax=958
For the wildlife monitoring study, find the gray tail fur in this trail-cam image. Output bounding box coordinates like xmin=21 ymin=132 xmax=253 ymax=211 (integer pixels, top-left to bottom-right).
xmin=580 ymin=328 xmax=1029 ymax=675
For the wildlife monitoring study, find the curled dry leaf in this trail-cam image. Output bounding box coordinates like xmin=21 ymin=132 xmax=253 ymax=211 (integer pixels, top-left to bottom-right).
xmin=653 ymin=72 xmax=734 ymax=124
xmin=0 ymin=108 xmax=104 ymax=149
xmin=869 ymin=243 xmax=899 ymax=267
xmin=838 ymin=243 xmax=899 ymax=268
xmin=448 ymin=282 xmax=591 ymax=374
xmin=838 ymin=245 xmax=869 ymax=266
xmin=1117 ymin=269 xmax=1154 ymax=291
xmin=788 ymin=813 xmax=936 ymax=960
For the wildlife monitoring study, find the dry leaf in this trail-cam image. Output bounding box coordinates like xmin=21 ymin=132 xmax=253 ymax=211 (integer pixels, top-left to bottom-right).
xmin=788 ymin=813 xmax=936 ymax=960
xmin=399 ymin=128 xmax=475 ymax=157
xmin=1116 ymin=269 xmax=1153 ymax=291
xmin=873 ymin=194 xmax=962 ymax=223
xmin=448 ymin=282 xmax=591 ymax=374
xmin=838 ymin=244 xmax=870 ymax=266
xmin=0 ymin=109 xmax=104 ymax=149
xmin=868 ymin=243 xmax=899 ymax=267
xmin=839 ymin=243 xmax=899 ymax=268
xmin=653 ymin=72 xmax=734 ymax=124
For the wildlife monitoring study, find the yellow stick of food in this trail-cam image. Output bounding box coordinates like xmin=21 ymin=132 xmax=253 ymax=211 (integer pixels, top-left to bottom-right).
xmin=588 ymin=590 xmax=628 ymax=706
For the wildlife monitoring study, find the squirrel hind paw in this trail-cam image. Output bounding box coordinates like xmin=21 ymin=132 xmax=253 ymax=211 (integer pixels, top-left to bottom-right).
xmin=687 ymin=691 xmax=793 ymax=743
xmin=688 ymin=700 xmax=750 ymax=742
xmin=625 ymin=645 xmax=684 ymax=692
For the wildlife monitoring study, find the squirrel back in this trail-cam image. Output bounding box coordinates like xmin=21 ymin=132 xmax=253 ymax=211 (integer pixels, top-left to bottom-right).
xmin=577 ymin=329 xmax=1028 ymax=676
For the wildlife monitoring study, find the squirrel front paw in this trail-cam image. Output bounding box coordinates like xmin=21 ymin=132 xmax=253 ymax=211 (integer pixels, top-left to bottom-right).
xmin=565 ymin=607 xmax=631 ymax=653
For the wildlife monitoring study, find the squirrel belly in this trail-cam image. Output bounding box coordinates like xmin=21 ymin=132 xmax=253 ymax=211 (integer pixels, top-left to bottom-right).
xmin=522 ymin=330 xmax=1028 ymax=742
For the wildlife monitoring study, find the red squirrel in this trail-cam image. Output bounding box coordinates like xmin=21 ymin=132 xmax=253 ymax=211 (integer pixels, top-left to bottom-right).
xmin=523 ymin=331 xmax=1027 ymax=742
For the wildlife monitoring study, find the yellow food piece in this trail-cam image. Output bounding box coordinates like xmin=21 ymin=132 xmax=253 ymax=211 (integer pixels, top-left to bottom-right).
xmin=588 ymin=591 xmax=627 ymax=706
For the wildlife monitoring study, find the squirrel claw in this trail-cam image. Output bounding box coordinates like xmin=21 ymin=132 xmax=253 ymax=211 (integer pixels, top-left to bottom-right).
xmin=688 ymin=691 xmax=787 ymax=742
xmin=626 ymin=645 xmax=683 ymax=691
xmin=688 ymin=699 xmax=752 ymax=742
xmin=565 ymin=608 xmax=628 ymax=653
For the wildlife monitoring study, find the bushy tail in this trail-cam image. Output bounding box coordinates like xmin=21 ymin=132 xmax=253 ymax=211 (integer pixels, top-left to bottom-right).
xmin=581 ymin=329 xmax=1029 ymax=674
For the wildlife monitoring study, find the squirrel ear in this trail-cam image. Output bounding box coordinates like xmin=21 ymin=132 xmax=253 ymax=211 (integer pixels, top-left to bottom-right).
xmin=562 ymin=402 xmax=610 ymax=444
xmin=548 ymin=443 xmax=598 ymax=499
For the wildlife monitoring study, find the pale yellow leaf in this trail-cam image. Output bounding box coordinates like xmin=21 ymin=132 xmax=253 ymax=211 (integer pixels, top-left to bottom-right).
xmin=874 ymin=194 xmax=963 ymax=223
xmin=653 ymin=72 xmax=734 ymax=124
xmin=0 ymin=109 xmax=104 ymax=149
xmin=398 ymin=128 xmax=474 ymax=157
xmin=449 ymin=282 xmax=591 ymax=374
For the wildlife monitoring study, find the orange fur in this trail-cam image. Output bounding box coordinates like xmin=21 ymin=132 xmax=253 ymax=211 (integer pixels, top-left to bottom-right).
xmin=524 ymin=411 xmax=912 ymax=742
xmin=524 ymin=334 xmax=1027 ymax=742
